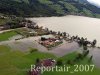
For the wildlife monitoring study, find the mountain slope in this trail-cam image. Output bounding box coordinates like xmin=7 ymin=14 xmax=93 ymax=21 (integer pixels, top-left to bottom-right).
xmin=0 ymin=0 xmax=100 ymax=18
xmin=77 ymin=0 xmax=88 ymax=3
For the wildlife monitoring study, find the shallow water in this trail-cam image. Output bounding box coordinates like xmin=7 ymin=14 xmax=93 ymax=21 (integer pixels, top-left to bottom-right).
xmin=29 ymin=15 xmax=100 ymax=46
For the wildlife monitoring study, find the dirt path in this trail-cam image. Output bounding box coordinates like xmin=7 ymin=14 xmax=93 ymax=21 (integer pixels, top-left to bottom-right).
xmin=0 ymin=27 xmax=26 ymax=33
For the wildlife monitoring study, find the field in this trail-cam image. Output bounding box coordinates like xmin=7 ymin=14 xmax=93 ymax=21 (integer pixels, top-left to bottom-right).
xmin=0 ymin=45 xmax=100 ymax=75
xmin=0 ymin=45 xmax=56 ymax=75
xmin=0 ymin=31 xmax=18 ymax=41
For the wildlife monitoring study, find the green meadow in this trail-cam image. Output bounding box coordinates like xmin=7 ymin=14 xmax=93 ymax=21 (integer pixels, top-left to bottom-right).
xmin=0 ymin=45 xmax=55 ymax=75
xmin=0 ymin=45 xmax=100 ymax=75
xmin=0 ymin=31 xmax=18 ymax=41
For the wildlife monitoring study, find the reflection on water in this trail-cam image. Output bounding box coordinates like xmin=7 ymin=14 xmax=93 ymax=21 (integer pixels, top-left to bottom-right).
xmin=29 ymin=15 xmax=100 ymax=46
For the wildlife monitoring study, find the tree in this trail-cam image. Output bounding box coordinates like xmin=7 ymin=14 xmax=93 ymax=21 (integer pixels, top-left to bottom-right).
xmin=75 ymin=53 xmax=83 ymax=61
xmin=63 ymin=32 xmax=67 ymax=37
xmin=88 ymin=55 xmax=93 ymax=63
xmin=83 ymin=50 xmax=89 ymax=57
xmin=92 ymin=39 xmax=97 ymax=47
xmin=35 ymin=58 xmax=41 ymax=67
xmin=45 ymin=28 xmax=49 ymax=32
xmin=36 ymin=58 xmax=40 ymax=64
xmin=67 ymin=60 xmax=73 ymax=65
xmin=56 ymin=60 xmax=63 ymax=66
xmin=58 ymin=31 xmax=61 ymax=36
xmin=83 ymin=46 xmax=87 ymax=50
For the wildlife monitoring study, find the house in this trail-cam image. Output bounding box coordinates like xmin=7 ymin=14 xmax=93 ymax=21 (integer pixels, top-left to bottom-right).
xmin=39 ymin=36 xmax=63 ymax=49
xmin=30 ymin=58 xmax=56 ymax=75
xmin=41 ymin=58 xmax=56 ymax=67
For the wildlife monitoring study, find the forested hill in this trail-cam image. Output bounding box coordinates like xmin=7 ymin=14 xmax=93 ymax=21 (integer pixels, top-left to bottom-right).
xmin=0 ymin=0 xmax=100 ymax=18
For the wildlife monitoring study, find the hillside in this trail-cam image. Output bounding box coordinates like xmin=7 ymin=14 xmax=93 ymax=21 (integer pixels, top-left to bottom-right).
xmin=0 ymin=0 xmax=100 ymax=18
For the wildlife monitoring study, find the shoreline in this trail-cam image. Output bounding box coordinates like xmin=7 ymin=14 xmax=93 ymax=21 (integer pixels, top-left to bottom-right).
xmin=26 ymin=15 xmax=100 ymax=19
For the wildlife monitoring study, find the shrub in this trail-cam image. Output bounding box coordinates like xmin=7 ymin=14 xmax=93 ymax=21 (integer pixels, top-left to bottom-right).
xmin=67 ymin=60 xmax=72 ymax=65
xmin=56 ymin=60 xmax=63 ymax=66
xmin=30 ymin=48 xmax=38 ymax=53
xmin=83 ymin=50 xmax=89 ymax=57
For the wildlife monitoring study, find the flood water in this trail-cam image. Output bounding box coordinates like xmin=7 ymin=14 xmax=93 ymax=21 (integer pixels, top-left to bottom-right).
xmin=29 ymin=15 xmax=100 ymax=46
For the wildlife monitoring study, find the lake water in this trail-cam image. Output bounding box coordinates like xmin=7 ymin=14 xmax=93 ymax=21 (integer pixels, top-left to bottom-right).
xmin=29 ymin=15 xmax=100 ymax=46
